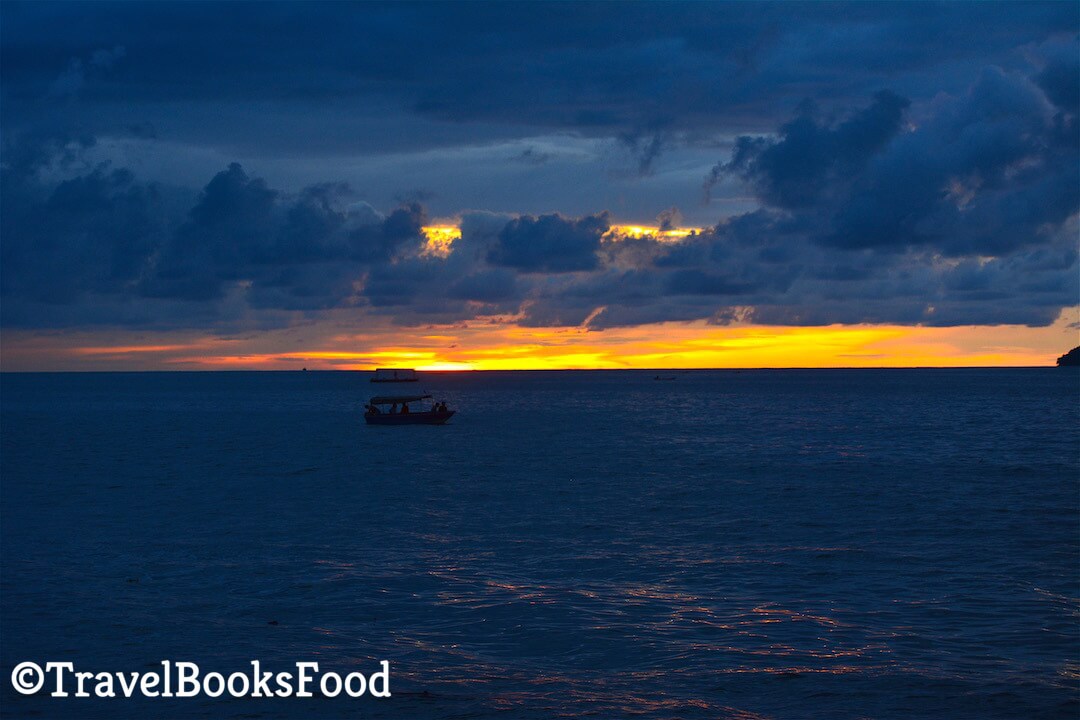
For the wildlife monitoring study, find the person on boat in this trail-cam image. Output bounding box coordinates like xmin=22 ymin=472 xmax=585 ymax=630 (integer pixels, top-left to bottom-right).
xmin=390 ymin=403 xmax=398 ymax=414
xmin=401 ymin=403 xmax=410 ymax=414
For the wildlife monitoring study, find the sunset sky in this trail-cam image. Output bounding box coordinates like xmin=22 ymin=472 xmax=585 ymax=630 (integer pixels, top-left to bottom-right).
xmin=1 ymin=1 xmax=1077 ymax=370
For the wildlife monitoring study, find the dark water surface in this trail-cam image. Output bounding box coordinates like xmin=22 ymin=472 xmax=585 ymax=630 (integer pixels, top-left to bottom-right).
xmin=2 ymin=369 xmax=1078 ymax=719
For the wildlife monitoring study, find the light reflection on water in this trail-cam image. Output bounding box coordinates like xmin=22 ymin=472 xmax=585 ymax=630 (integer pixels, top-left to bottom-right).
xmin=1 ymin=369 xmax=1078 ymax=719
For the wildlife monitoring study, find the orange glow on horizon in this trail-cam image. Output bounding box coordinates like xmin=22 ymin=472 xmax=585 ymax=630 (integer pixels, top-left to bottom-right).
xmin=6 ymin=307 xmax=1074 ymax=372
xmin=416 ymin=361 xmax=476 ymax=371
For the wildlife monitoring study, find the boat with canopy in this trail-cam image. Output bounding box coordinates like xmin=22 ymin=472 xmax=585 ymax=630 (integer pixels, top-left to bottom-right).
xmin=371 ymin=368 xmax=420 ymax=383
xmin=364 ymin=368 xmax=454 ymax=425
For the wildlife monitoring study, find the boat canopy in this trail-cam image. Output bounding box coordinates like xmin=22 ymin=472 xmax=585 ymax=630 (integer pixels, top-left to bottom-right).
xmin=369 ymin=394 xmax=432 ymax=404
xmin=372 ymin=368 xmax=419 ymax=383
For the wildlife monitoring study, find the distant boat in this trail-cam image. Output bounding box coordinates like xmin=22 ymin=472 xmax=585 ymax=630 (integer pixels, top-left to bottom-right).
xmin=371 ymin=368 xmax=419 ymax=383
xmin=653 ymin=375 xmax=677 ymax=381
xmin=364 ymin=368 xmax=454 ymax=425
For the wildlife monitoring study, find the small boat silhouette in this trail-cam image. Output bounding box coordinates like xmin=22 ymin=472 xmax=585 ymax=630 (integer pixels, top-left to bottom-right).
xmin=364 ymin=395 xmax=455 ymax=425
xmin=371 ymin=368 xmax=419 ymax=383
xmin=364 ymin=369 xmax=454 ymax=425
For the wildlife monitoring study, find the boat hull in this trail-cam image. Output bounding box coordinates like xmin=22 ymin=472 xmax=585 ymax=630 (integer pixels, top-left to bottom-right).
xmin=364 ymin=410 xmax=455 ymax=425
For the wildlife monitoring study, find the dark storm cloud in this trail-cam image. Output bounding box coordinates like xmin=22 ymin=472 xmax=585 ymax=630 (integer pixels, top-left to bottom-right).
xmin=0 ymin=150 xmax=427 ymax=325
xmin=137 ymin=164 xmax=428 ymax=305
xmin=447 ymin=269 xmax=520 ymax=304
xmin=1 ymin=4 xmax=1077 ymax=333
xmin=487 ymin=213 xmax=610 ymax=273
xmin=2 ymin=2 xmax=1075 ymax=156
xmin=713 ymin=57 xmax=1079 ymax=258
xmin=663 ymin=270 xmax=759 ymax=297
xmin=522 ymin=99 xmax=1078 ymax=329
xmin=571 ymin=213 xmax=1076 ymax=329
xmin=143 ymin=163 xmax=279 ymax=301
xmin=348 ymin=204 xmax=427 ymax=264
xmin=1 ymin=140 xmax=1075 ymax=331
xmin=0 ymin=157 xmax=165 ymax=307
xmin=712 ymin=90 xmax=910 ymax=209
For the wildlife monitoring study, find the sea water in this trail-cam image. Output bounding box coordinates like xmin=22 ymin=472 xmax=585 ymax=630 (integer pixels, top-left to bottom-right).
xmin=1 ymin=369 xmax=1077 ymax=719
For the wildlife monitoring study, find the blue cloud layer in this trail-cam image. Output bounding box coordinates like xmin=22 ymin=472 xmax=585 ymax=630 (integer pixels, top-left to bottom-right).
xmin=0 ymin=2 xmax=1076 ymax=332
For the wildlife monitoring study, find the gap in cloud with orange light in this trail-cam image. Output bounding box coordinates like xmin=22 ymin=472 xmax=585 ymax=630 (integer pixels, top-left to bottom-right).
xmin=421 ymin=225 xmax=462 ymax=257
xmin=606 ymin=224 xmax=703 ymax=242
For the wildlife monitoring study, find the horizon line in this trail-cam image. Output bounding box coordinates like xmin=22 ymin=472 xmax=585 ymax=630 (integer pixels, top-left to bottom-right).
xmin=0 ymin=365 xmax=1070 ymax=374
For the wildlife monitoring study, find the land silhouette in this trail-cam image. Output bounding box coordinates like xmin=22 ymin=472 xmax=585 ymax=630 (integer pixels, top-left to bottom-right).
xmin=1056 ymin=347 xmax=1080 ymax=366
